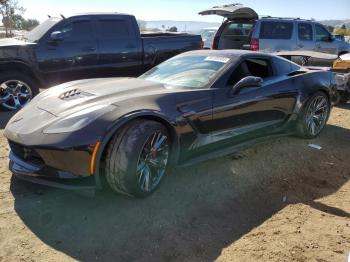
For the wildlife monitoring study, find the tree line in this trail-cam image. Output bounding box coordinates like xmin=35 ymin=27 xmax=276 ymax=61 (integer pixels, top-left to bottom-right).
xmin=0 ymin=0 xmax=39 ymax=37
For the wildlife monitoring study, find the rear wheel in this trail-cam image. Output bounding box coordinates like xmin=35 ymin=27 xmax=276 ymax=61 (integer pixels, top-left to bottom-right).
xmin=297 ymin=92 xmax=330 ymax=139
xmin=0 ymin=71 xmax=39 ymax=111
xmin=105 ymin=120 xmax=170 ymax=198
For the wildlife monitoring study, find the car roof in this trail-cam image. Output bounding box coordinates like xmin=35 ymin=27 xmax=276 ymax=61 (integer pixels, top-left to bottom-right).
xmin=259 ymin=16 xmax=313 ymax=23
xmin=180 ymin=50 xmax=275 ymax=60
xmin=49 ymin=12 xmax=133 ymax=20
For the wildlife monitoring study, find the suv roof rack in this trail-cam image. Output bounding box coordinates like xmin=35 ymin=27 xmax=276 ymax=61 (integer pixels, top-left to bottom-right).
xmin=260 ymin=16 xmax=312 ymax=22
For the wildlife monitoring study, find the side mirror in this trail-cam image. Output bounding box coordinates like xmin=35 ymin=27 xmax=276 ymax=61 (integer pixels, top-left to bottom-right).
xmin=231 ymin=76 xmax=263 ymax=95
xmin=49 ymin=31 xmax=64 ymax=42
xmin=330 ymin=35 xmax=335 ymax=42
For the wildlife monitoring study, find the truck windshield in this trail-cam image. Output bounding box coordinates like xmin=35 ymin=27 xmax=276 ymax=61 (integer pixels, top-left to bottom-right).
xmin=139 ymin=55 xmax=229 ymax=89
xmin=26 ymin=17 xmax=62 ymax=42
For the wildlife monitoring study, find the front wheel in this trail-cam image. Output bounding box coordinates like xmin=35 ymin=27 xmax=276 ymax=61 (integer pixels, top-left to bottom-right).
xmin=105 ymin=120 xmax=170 ymax=198
xmin=297 ymin=92 xmax=331 ymax=139
xmin=0 ymin=71 xmax=39 ymax=111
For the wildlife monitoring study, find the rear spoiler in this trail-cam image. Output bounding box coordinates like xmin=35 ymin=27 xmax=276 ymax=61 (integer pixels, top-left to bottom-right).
xmin=275 ymin=51 xmax=339 ymax=66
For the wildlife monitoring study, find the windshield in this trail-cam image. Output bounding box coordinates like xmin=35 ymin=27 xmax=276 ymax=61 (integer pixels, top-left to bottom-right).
xmin=139 ymin=55 xmax=229 ymax=89
xmin=26 ymin=17 xmax=62 ymax=42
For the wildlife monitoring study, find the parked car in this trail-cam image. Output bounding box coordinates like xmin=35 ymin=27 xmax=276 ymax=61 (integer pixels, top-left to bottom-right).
xmin=5 ymin=50 xmax=337 ymax=197
xmin=0 ymin=13 xmax=203 ymax=111
xmin=199 ymin=27 xmax=218 ymax=49
xmin=334 ymin=35 xmax=345 ymax=42
xmin=199 ymin=4 xmax=350 ymax=55
xmin=277 ymin=50 xmax=350 ymax=104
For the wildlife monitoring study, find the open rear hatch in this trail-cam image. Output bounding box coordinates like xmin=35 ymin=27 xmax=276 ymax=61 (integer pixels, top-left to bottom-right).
xmin=198 ymin=4 xmax=258 ymax=20
xmin=199 ymin=4 xmax=258 ymax=50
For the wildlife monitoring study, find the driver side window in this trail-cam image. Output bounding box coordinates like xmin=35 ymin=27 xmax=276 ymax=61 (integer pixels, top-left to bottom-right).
xmin=227 ymin=58 xmax=273 ymax=86
xmin=59 ymin=20 xmax=93 ymax=40
xmin=315 ymin=24 xmax=330 ymax=42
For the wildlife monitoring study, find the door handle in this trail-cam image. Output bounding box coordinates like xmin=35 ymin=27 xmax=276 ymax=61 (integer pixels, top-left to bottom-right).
xmin=178 ymin=105 xmax=196 ymax=118
xmin=316 ymin=44 xmax=321 ymax=49
xmin=126 ymin=44 xmax=136 ymax=49
xmin=82 ymin=47 xmax=96 ymax=52
xmin=297 ymin=44 xmax=304 ymax=48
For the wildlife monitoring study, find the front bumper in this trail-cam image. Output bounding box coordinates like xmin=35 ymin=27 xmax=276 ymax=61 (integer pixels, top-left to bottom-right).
xmin=9 ymin=151 xmax=98 ymax=191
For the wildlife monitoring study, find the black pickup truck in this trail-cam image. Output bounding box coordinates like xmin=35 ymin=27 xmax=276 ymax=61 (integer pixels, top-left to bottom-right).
xmin=0 ymin=13 xmax=203 ymax=110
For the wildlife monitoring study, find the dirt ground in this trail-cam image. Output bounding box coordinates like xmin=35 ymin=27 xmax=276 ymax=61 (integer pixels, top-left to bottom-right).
xmin=0 ymin=104 xmax=349 ymax=262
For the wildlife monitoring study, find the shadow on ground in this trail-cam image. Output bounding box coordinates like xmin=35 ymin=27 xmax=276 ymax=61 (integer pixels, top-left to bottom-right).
xmin=0 ymin=111 xmax=15 ymax=129
xmin=9 ymin=124 xmax=350 ymax=262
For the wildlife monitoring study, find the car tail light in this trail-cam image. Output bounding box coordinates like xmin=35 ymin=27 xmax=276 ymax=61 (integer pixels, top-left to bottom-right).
xmin=250 ymin=39 xmax=259 ymax=51
xmin=212 ymin=36 xmax=219 ymax=50
xmin=200 ymin=40 xmax=204 ymax=49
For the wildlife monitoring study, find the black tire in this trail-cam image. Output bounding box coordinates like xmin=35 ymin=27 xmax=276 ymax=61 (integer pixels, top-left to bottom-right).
xmin=105 ymin=119 xmax=170 ymax=198
xmin=0 ymin=71 xmax=39 ymax=111
xmin=339 ymin=90 xmax=350 ymax=103
xmin=296 ymin=91 xmax=331 ymax=139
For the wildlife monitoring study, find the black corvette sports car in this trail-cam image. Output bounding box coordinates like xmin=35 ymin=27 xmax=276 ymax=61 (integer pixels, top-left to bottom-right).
xmin=5 ymin=50 xmax=337 ymax=197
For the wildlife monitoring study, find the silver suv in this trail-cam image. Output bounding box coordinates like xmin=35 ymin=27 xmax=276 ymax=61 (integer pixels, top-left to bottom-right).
xmin=199 ymin=4 xmax=350 ymax=55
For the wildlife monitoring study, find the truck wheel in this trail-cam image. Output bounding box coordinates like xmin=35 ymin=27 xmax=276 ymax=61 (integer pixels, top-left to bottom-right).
xmin=0 ymin=71 xmax=39 ymax=111
xmin=105 ymin=120 xmax=170 ymax=198
xmin=296 ymin=92 xmax=331 ymax=139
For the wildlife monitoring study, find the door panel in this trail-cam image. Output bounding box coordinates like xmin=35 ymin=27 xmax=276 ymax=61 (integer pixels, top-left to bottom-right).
xmin=297 ymin=22 xmax=315 ymax=50
xmin=314 ymin=24 xmax=337 ymax=54
xmin=96 ymin=17 xmax=143 ymax=76
xmin=37 ymin=19 xmax=99 ymax=84
xmin=210 ymin=57 xmax=298 ymax=146
xmin=212 ymin=79 xmax=296 ymax=135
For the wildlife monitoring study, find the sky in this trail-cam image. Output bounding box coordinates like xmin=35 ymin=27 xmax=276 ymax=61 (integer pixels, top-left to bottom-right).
xmin=19 ymin=0 xmax=350 ymax=23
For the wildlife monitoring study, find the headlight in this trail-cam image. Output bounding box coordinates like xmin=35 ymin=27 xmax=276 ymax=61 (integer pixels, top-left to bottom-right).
xmin=43 ymin=104 xmax=114 ymax=134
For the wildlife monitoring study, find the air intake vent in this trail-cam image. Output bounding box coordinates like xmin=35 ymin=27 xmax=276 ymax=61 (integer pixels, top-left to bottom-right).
xmin=59 ymin=89 xmax=94 ymax=101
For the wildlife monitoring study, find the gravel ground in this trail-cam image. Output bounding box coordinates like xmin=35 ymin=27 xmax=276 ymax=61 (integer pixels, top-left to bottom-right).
xmin=0 ymin=104 xmax=349 ymax=262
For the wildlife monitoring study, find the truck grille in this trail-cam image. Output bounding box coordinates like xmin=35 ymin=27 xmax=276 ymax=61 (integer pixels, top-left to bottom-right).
xmin=8 ymin=141 xmax=45 ymax=166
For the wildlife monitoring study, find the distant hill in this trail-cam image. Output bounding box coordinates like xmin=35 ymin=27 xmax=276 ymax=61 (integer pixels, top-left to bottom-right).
xmin=318 ymin=19 xmax=350 ymax=28
xmin=145 ymin=20 xmax=221 ymax=32
xmin=144 ymin=19 xmax=350 ymax=33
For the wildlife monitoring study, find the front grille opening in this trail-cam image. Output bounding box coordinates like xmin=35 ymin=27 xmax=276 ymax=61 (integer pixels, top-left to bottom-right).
xmin=9 ymin=141 xmax=45 ymax=166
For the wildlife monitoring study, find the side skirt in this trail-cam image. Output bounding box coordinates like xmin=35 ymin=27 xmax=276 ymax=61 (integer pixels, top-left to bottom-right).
xmin=178 ymin=132 xmax=292 ymax=168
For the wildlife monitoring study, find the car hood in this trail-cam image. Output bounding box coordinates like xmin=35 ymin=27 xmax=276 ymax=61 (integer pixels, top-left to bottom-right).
xmin=0 ymin=38 xmax=36 ymax=47
xmin=32 ymin=77 xmax=174 ymax=116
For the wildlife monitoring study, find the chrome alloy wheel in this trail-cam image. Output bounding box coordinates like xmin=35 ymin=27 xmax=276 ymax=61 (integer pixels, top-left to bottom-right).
xmin=305 ymin=95 xmax=329 ymax=136
xmin=0 ymin=80 xmax=33 ymax=110
xmin=137 ymin=131 xmax=169 ymax=192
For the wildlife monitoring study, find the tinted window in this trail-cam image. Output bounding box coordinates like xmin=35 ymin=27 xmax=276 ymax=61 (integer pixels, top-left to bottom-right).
xmin=260 ymin=21 xmax=293 ymax=39
xmin=273 ymin=57 xmax=301 ymax=75
xmin=97 ymin=20 xmax=130 ymax=38
xmin=227 ymin=58 xmax=273 ymax=86
xmin=245 ymin=58 xmax=273 ymax=78
xmin=315 ymin=24 xmax=330 ymax=41
xmin=223 ymin=22 xmax=254 ymax=37
xmin=60 ymin=20 xmax=93 ymax=40
xmin=298 ymin=23 xmax=313 ymax=41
